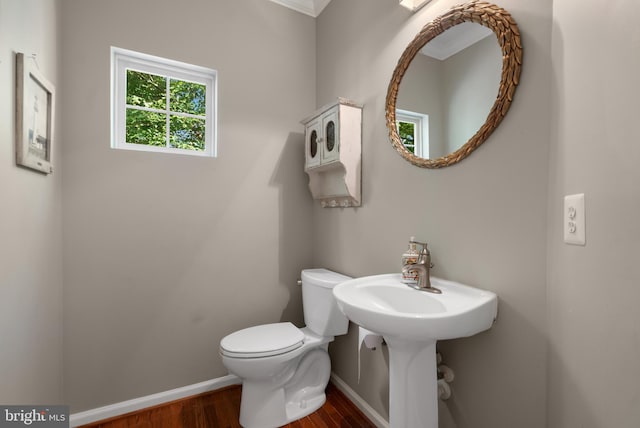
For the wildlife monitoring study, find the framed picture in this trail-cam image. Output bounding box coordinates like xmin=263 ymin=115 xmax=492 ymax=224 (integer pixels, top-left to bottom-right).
xmin=15 ymin=52 xmax=55 ymax=174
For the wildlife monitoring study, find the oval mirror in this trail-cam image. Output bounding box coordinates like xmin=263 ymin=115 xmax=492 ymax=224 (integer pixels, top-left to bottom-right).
xmin=386 ymin=1 xmax=522 ymax=168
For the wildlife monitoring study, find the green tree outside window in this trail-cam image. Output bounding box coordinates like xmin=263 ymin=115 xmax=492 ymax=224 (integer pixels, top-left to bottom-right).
xmin=398 ymin=121 xmax=416 ymax=154
xmin=125 ymin=70 xmax=206 ymax=151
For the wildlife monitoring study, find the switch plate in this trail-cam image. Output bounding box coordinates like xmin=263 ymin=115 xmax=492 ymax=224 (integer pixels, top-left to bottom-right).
xmin=564 ymin=193 xmax=585 ymax=245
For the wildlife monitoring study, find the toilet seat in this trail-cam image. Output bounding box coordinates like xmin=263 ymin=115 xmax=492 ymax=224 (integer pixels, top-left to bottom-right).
xmin=220 ymin=322 xmax=305 ymax=358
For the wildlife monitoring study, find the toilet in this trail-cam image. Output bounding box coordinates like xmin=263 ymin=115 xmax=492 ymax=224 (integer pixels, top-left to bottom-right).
xmin=220 ymin=268 xmax=351 ymax=428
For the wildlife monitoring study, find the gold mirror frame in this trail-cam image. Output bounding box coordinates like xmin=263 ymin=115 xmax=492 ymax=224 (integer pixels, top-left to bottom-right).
xmin=386 ymin=1 xmax=522 ymax=168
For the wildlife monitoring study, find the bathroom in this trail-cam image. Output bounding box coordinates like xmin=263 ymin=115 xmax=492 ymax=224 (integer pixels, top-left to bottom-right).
xmin=1 ymin=0 xmax=639 ymax=426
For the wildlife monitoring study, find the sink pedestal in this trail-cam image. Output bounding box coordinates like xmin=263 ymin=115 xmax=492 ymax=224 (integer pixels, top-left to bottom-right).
xmin=386 ymin=337 xmax=438 ymax=428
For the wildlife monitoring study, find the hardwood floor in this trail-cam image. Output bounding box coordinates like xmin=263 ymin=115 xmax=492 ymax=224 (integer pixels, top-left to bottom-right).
xmin=79 ymin=382 xmax=377 ymax=428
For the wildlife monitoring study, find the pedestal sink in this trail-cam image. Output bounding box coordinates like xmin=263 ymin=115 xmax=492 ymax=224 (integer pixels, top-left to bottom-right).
xmin=333 ymin=274 xmax=497 ymax=428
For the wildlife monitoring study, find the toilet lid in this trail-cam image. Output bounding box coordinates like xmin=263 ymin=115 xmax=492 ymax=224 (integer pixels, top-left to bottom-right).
xmin=220 ymin=322 xmax=305 ymax=358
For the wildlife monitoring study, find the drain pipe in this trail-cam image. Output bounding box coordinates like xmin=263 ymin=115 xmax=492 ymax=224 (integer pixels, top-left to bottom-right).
xmin=436 ymin=353 xmax=455 ymax=400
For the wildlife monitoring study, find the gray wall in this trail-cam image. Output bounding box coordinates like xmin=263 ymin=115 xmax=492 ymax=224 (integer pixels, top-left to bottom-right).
xmin=0 ymin=0 xmax=63 ymax=404
xmin=443 ymin=35 xmax=502 ymax=155
xmin=316 ymin=0 xmax=552 ymax=427
xmin=60 ymin=0 xmax=316 ymax=411
xmin=4 ymin=2 xmax=640 ymax=427
xmin=547 ymin=0 xmax=640 ymax=426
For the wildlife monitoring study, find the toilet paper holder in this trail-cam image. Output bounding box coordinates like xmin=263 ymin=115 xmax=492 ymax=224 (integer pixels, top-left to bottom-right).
xmin=358 ymin=327 xmax=384 ymax=350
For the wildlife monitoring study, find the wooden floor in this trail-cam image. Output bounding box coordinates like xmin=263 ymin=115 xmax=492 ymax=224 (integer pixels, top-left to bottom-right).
xmin=79 ymin=382 xmax=376 ymax=428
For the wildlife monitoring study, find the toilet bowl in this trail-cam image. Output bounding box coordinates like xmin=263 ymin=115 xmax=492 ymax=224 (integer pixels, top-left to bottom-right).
xmin=220 ymin=269 xmax=351 ymax=428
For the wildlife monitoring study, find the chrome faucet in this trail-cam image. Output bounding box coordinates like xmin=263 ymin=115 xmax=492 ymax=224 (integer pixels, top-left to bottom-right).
xmin=402 ymin=241 xmax=441 ymax=294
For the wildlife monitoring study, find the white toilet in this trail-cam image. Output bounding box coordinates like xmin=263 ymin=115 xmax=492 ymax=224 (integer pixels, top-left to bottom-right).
xmin=220 ymin=268 xmax=351 ymax=428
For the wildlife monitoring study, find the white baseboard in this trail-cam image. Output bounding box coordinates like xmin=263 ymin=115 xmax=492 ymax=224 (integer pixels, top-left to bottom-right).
xmin=330 ymin=372 xmax=389 ymax=428
xmin=69 ymin=374 xmax=241 ymax=427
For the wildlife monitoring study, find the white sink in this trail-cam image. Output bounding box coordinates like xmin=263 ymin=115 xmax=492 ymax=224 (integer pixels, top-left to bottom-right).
xmin=332 ymin=274 xmax=497 ymax=342
xmin=333 ymin=274 xmax=498 ymax=428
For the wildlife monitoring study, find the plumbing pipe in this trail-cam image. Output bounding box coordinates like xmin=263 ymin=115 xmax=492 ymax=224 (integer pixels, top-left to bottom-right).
xmin=435 ymin=354 xmax=454 ymax=400
xmin=437 ymin=364 xmax=455 ymax=383
xmin=438 ymin=379 xmax=451 ymax=400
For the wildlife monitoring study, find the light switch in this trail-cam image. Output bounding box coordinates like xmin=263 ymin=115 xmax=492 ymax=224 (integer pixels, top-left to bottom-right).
xmin=564 ymin=193 xmax=585 ymax=245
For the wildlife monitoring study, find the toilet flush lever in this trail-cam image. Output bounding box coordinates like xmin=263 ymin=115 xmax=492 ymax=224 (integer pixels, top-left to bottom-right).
xmin=297 ymin=279 xmax=302 ymax=286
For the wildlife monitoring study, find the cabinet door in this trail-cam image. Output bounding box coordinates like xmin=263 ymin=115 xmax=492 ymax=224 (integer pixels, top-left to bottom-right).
xmin=321 ymin=109 xmax=339 ymax=164
xmin=305 ymin=118 xmax=321 ymax=169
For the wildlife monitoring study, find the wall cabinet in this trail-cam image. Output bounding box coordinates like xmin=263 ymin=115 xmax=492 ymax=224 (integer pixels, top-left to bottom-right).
xmin=301 ymin=98 xmax=362 ymax=207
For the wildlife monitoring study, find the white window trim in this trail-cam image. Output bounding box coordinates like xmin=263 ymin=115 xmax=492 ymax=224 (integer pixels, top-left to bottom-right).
xmin=396 ymin=109 xmax=429 ymax=158
xmin=111 ymin=47 xmax=217 ymax=157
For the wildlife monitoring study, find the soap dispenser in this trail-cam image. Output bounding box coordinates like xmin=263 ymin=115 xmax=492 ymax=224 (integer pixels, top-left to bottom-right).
xmin=401 ymin=237 xmax=419 ymax=284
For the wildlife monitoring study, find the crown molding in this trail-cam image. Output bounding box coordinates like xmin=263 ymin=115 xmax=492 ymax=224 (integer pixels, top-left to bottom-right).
xmin=268 ymin=0 xmax=331 ymax=17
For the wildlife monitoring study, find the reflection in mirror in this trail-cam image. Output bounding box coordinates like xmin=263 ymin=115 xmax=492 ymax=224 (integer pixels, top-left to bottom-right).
xmin=386 ymin=1 xmax=522 ymax=168
xmin=396 ymin=22 xmax=502 ymax=159
xmin=397 ymin=109 xmax=429 ymax=157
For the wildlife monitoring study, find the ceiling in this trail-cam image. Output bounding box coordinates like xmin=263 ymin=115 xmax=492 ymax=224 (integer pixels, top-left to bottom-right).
xmin=420 ymin=22 xmax=493 ymax=60
xmin=268 ymin=1 xmax=492 ymax=61
xmin=268 ymin=0 xmax=332 ymax=17
xmin=268 ymin=0 xmax=434 ymax=16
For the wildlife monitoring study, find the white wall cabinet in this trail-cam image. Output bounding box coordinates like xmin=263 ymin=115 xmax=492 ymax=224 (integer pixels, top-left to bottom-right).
xmin=301 ymin=98 xmax=362 ymax=207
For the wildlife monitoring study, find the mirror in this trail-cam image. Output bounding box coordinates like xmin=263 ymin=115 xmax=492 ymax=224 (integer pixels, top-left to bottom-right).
xmin=386 ymin=1 xmax=522 ymax=168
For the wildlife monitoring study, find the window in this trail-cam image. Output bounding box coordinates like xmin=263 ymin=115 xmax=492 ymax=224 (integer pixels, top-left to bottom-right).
xmin=396 ymin=109 xmax=429 ymax=158
xmin=111 ymin=47 xmax=217 ymax=157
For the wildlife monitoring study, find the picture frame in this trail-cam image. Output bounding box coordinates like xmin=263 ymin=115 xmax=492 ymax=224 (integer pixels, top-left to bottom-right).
xmin=15 ymin=52 xmax=55 ymax=174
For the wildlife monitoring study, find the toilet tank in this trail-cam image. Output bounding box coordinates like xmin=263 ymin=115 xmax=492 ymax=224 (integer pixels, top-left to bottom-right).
xmin=301 ymin=268 xmax=351 ymax=337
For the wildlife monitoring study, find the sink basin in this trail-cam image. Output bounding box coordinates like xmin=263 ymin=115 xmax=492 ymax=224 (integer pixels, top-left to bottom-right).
xmin=332 ymin=274 xmax=497 ymax=342
xmin=333 ymin=274 xmax=498 ymax=428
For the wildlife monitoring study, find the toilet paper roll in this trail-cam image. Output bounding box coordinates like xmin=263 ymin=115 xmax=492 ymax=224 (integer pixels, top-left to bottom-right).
xmin=358 ymin=326 xmax=383 ymax=383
